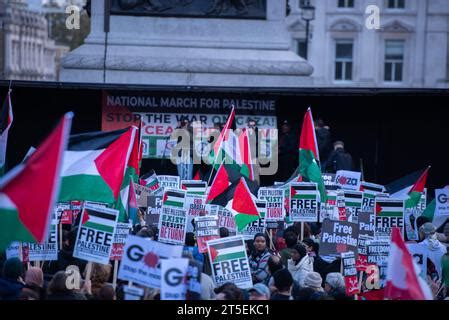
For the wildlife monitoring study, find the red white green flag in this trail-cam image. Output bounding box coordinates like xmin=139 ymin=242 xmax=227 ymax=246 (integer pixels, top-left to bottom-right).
xmin=404 ymin=166 xmax=430 ymax=209
xmin=225 ymin=178 xmax=260 ymax=231
xmin=0 ymin=90 xmax=13 ymax=176
xmin=298 ymin=108 xmax=327 ymax=202
xmin=0 ymin=113 xmax=72 ymax=251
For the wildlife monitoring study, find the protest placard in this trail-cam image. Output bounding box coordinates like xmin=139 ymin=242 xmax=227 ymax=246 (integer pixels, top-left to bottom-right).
xmin=158 ymin=205 xmax=187 ymax=245
xmin=356 ymin=234 xmax=372 ymax=271
xmin=162 ymin=188 xmax=186 ymax=209
xmin=258 ymin=187 xmax=285 ymax=222
xmin=320 ymin=191 xmax=339 ymax=222
xmin=111 ymin=222 xmax=132 ymax=261
xmin=358 ymin=212 xmax=375 ymax=238
xmin=207 ymin=236 xmax=253 ymax=289
xmin=344 ymin=190 xmax=363 ymax=223
xmin=118 ymin=235 xmax=183 ymax=289
xmin=196 ymin=215 xmax=220 ymax=253
xmin=289 ymin=182 xmax=319 ymax=222
xmin=322 ymin=173 xmax=336 ymax=187
xmin=341 ymin=252 xmax=360 ymax=295
xmin=73 ymin=204 xmax=119 ymax=264
xmin=144 ymin=195 xmax=163 ymax=227
xmin=181 ymin=180 xmax=207 ymax=195
xmin=435 ymin=188 xmax=449 ymax=216
xmin=361 ymin=181 xmax=385 ymax=213
xmin=366 ymin=240 xmax=390 ymax=289
xmin=406 ymin=243 xmax=428 ymax=279
xmin=184 ymin=194 xmax=207 ymax=233
xmin=5 ymin=241 xmax=23 ymax=261
xmin=320 ymin=220 xmax=359 ymax=256
xmin=25 ymin=223 xmax=58 ymax=261
xmin=238 ymin=200 xmax=266 ymax=240
xmin=158 ymin=175 xmax=180 ymax=190
xmin=161 ymin=258 xmax=189 ymax=300
xmin=55 ymin=202 xmax=71 ymax=224
xmin=374 ymin=198 xmax=404 ymax=240
xmin=337 ymin=191 xmax=347 ymax=221
xmin=335 ymin=170 xmax=362 ymax=191
xmin=208 ymin=204 xmax=237 ymax=235
xmin=123 ymin=285 xmax=144 ymax=300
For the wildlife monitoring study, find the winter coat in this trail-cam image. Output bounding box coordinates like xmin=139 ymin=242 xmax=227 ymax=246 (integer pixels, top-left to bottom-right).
xmin=249 ymin=249 xmax=272 ymax=284
xmin=0 ymin=277 xmax=24 ymax=300
xmin=287 ymin=255 xmax=314 ymax=287
xmin=419 ymin=237 xmax=447 ymax=279
xmin=324 ymin=148 xmax=353 ymax=173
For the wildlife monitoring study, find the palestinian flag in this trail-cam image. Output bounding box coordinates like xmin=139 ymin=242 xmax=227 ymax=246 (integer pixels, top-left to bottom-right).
xmin=405 ymin=166 xmax=430 ymax=209
xmin=0 ymin=113 xmax=72 ymax=251
xmin=255 ymin=200 xmax=266 ymax=218
xmin=140 ymin=170 xmax=160 ymax=191
xmin=209 ymin=237 xmax=246 ymax=263
xmin=326 ymin=191 xmax=337 ymax=205
xmin=127 ymin=178 xmax=139 ymax=225
xmin=375 ymin=199 xmax=404 ymax=217
xmin=0 ymin=90 xmax=13 ymax=176
xmin=59 ymin=127 xmax=135 ymax=205
xmin=238 ymin=128 xmax=255 ymax=180
xmin=193 ymin=170 xmax=201 ymax=181
xmin=360 ymin=181 xmax=385 ymax=198
xmin=181 ymin=180 xmax=207 ymax=195
xmin=298 ymin=108 xmax=327 ymax=202
xmin=206 ymin=163 xmax=241 ymax=203
xmin=344 ymin=191 xmax=363 ymax=208
xmin=162 ymin=189 xmax=186 ymax=208
xmin=80 ymin=205 xmax=118 ymax=234
xmin=225 ymin=178 xmax=260 ymax=231
xmin=290 ymin=183 xmax=318 ymax=200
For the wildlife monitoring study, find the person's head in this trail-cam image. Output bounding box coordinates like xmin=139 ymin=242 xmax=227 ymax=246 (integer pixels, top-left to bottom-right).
xmin=314 ymin=119 xmax=325 ymax=129
xmin=333 ymin=141 xmax=344 ymax=150
xmin=253 ymin=233 xmax=269 ymax=252
xmin=98 ymin=284 xmax=116 ymax=300
xmin=291 ymin=244 xmax=307 ymax=263
xmin=249 ymin=283 xmax=271 ymax=300
xmin=419 ymin=222 xmax=437 ymax=240
xmin=267 ymin=255 xmax=283 ymax=275
xmin=185 ymin=232 xmax=196 ymax=247
xmin=302 ymin=238 xmax=319 ymax=255
xmin=284 ymin=231 xmax=298 ymax=249
xmin=181 ymin=119 xmax=190 ymax=128
xmin=136 ymin=226 xmax=154 ymax=239
xmin=324 ymin=272 xmax=345 ymax=293
xmin=416 ymin=216 xmax=431 ymax=231
xmin=48 ymin=271 xmax=70 ymax=295
xmin=91 ymin=263 xmax=112 ymax=288
xmin=2 ymin=257 xmax=23 ymax=281
xmin=25 ymin=267 xmax=44 ymax=288
xmin=273 ymin=269 xmax=293 ymax=293
xmin=219 ymin=227 xmax=229 ymax=238
xmin=304 ymin=272 xmax=323 ymax=291
xmin=281 ymin=120 xmax=291 ymax=134
xmin=214 ymin=283 xmax=243 ymax=300
xmin=247 ymin=119 xmax=257 ymax=129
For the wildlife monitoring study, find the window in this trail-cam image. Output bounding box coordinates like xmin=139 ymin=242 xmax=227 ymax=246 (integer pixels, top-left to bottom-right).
xmin=335 ymin=41 xmax=353 ymax=81
xmin=384 ymin=40 xmax=404 ymax=82
xmin=338 ymin=0 xmax=354 ymax=8
xmin=296 ymin=39 xmax=307 ymax=59
xmin=387 ymin=0 xmax=405 ymax=9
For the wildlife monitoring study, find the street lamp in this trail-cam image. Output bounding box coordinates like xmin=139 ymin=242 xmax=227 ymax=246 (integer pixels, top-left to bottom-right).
xmin=300 ymin=1 xmax=315 ymax=60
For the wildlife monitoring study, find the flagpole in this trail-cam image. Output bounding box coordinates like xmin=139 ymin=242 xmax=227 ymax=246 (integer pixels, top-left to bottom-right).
xmin=112 ymin=260 xmax=118 ymax=290
xmin=59 ymin=223 xmax=63 ymax=251
xmin=300 ymin=222 xmax=304 ymax=241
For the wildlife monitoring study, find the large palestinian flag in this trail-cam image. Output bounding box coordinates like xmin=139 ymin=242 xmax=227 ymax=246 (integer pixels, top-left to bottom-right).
xmin=298 ymin=108 xmax=327 ymax=202
xmin=206 ymin=163 xmax=241 ymax=203
xmin=0 ymin=113 xmax=72 ymax=251
xmin=59 ymin=127 xmax=135 ymax=205
xmin=404 ymin=166 xmax=429 ymax=209
xmin=0 ymin=90 xmax=13 ymax=176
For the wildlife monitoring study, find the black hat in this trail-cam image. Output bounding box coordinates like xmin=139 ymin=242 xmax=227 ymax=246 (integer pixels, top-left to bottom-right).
xmin=273 ymin=268 xmax=293 ymax=291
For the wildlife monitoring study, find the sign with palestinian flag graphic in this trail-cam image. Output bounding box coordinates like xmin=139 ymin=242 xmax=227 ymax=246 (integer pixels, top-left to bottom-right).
xmin=320 ymin=191 xmax=339 ymax=222
xmin=344 ymin=190 xmax=363 ymax=223
xmin=184 ymin=194 xmax=207 ymax=233
xmin=118 ymin=235 xmax=183 ymax=289
xmin=162 ymin=189 xmax=186 ymax=208
xmin=289 ymin=182 xmax=319 ymax=222
xmin=181 ymin=180 xmax=207 ymax=195
xmin=207 ymin=236 xmax=252 ymax=289
xmin=73 ymin=204 xmax=119 ymax=264
xmin=374 ymin=198 xmax=404 ymax=240
xmin=258 ymin=187 xmax=284 ymax=222
xmin=158 ymin=205 xmax=187 ymax=245
xmin=238 ymin=200 xmax=267 ymax=240
xmin=361 ymin=181 xmax=385 ymax=213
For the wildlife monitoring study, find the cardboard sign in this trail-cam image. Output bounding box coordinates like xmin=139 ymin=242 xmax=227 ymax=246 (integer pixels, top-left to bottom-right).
xmin=161 ymin=258 xmax=189 ymax=300
xmin=361 ymin=181 xmax=385 ymax=213
xmin=320 ymin=220 xmax=359 ymax=256
xmin=337 ymin=191 xmax=347 ymax=221
xmin=180 ymin=180 xmax=207 ymax=195
xmin=435 ymin=188 xmax=449 ymax=216
xmin=144 ymin=195 xmax=163 ymax=227
xmin=196 ymin=215 xmax=220 ymax=253
xmin=322 ymin=173 xmax=336 ymax=187
xmin=208 ymin=204 xmax=237 ymax=235
xmin=335 ymin=170 xmax=361 ymax=191
xmin=320 ymin=191 xmax=339 ymax=222
xmin=73 ymin=204 xmax=119 ymax=264
xmin=358 ymin=212 xmax=375 ymax=238
xmin=25 ymin=223 xmax=58 ymax=261
xmin=344 ymin=190 xmax=363 ymax=223
xmin=207 ymin=236 xmax=253 ymax=289
xmin=238 ymin=200 xmax=266 ymax=240
xmin=55 ymin=202 xmax=71 ymax=224
xmin=341 ymin=252 xmax=360 ymax=296
xmin=289 ymin=182 xmax=319 ymax=222
xmin=118 ymin=235 xmax=183 ymax=289
xmin=111 ymin=222 xmax=132 ymax=261
xmin=123 ymin=285 xmax=144 ymax=300
xmin=366 ymin=240 xmax=389 ymax=288
xmin=184 ymin=194 xmax=207 ymax=233
xmin=356 ymin=234 xmax=372 ymax=271
xmin=258 ymin=187 xmax=285 ymax=222
xmin=374 ymin=198 xmax=404 ymax=240
xmin=406 ymin=243 xmax=428 ymax=279
xmin=158 ymin=205 xmax=187 ymax=245
xmin=158 ymin=175 xmax=180 ymax=190
xmin=357 ymin=212 xmax=375 ymax=270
